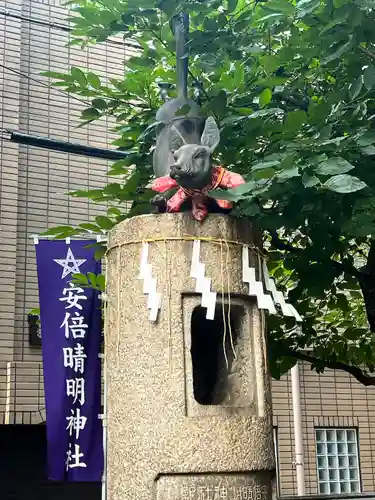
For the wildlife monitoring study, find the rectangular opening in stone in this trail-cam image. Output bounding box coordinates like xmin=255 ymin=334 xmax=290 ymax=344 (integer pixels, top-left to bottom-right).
xmin=183 ymin=296 xmax=258 ymax=417
xmin=191 ymin=303 xmax=242 ymax=405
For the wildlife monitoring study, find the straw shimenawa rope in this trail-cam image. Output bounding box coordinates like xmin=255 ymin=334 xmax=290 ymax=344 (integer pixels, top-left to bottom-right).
xmin=106 ymin=235 xmax=266 ymax=261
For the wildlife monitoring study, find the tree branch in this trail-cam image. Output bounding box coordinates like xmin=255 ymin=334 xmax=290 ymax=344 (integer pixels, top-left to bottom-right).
xmin=358 ymin=45 xmax=375 ymax=61
xmin=273 ymin=91 xmax=309 ymax=112
xmin=287 ymin=349 xmax=375 ymax=386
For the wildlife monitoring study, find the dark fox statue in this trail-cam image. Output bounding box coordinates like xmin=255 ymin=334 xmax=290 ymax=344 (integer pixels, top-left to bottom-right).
xmin=151 ymin=12 xmax=245 ymax=220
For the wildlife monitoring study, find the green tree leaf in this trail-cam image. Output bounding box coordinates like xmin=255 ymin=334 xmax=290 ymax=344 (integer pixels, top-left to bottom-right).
xmin=278 ymin=166 xmax=299 ymax=179
xmin=259 ymin=88 xmax=272 ymax=108
xmin=87 ymin=272 xmax=98 ymax=289
xmin=211 ymin=90 xmax=227 ymax=117
xmin=357 ymin=132 xmax=375 ymax=146
xmin=321 ymin=36 xmax=353 ymax=65
xmin=81 ymin=108 xmax=100 ymax=120
xmin=266 ymin=0 xmax=295 ymax=15
xmin=72 ymin=273 xmax=89 ymax=285
xmin=302 ymin=173 xmax=320 ymax=187
xmin=361 ymin=145 xmax=375 ymax=155
xmin=108 ymin=207 xmax=122 ymax=217
xmin=252 ymin=160 xmax=280 ymax=170
xmin=71 ymin=66 xmax=87 ymax=86
xmin=87 ymin=71 xmax=101 ymax=89
xmin=92 ymin=98 xmax=107 ymax=110
xmin=286 ymin=110 xmax=307 ymax=131
xmin=29 ymin=307 xmax=40 ymax=317
xmin=95 ymin=247 xmax=106 ymax=261
xmin=210 ymin=182 xmax=255 ymax=201
xmin=248 ymin=108 xmax=284 ymax=119
xmin=42 ymin=225 xmax=74 ymax=235
xmin=324 ymin=174 xmax=367 ymax=193
xmin=97 ymin=274 xmax=106 ymax=290
xmin=95 ymin=216 xmax=115 ymax=230
xmin=296 ymin=0 xmax=321 ymax=18
xmin=41 ymin=71 xmax=73 ymax=82
xmin=79 ymin=223 xmax=102 ymax=232
xmin=227 ymin=0 xmax=238 ymax=13
xmin=349 ymin=76 xmax=363 ymax=100
xmin=234 ymin=63 xmax=245 ymax=89
xmin=364 ymin=66 xmax=375 ymax=90
xmin=316 ymin=157 xmax=355 ymax=176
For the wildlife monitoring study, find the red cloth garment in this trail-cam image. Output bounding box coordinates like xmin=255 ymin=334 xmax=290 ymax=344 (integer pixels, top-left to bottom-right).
xmin=151 ymin=166 xmax=246 ymax=221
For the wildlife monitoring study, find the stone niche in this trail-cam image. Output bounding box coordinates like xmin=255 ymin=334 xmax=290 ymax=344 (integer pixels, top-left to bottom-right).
xmin=105 ymin=213 xmax=275 ymax=500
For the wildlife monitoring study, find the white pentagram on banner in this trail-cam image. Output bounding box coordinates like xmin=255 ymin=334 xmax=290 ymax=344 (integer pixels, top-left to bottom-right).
xmin=54 ymin=248 xmax=87 ymax=279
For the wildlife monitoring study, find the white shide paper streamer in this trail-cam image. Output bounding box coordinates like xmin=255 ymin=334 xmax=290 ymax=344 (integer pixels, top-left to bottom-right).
xmin=139 ymin=242 xmax=162 ymax=322
xmin=190 ymin=240 xmax=217 ymax=320
xmin=242 ymin=246 xmax=276 ymax=314
xmin=242 ymin=245 xmax=302 ymax=322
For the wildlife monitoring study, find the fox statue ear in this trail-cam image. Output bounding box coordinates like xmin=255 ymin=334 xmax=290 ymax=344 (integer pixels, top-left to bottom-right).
xmin=200 ymin=116 xmax=220 ymax=153
xmin=169 ymin=125 xmax=186 ymax=153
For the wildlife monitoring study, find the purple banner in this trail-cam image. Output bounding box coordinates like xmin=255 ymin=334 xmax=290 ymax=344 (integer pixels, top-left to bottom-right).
xmin=36 ymin=240 xmax=103 ymax=481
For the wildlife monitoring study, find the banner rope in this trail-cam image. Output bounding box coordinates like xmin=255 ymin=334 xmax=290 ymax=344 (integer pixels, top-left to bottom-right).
xmin=101 ymin=254 xmax=108 ymax=498
xmin=116 ymin=250 xmax=121 ymax=366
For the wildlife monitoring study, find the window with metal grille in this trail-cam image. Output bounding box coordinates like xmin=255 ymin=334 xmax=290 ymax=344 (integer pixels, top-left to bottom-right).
xmin=315 ymin=428 xmax=360 ymax=495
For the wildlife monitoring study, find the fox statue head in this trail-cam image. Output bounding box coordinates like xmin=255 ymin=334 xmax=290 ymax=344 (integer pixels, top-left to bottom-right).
xmin=168 ymin=116 xmax=220 ymax=190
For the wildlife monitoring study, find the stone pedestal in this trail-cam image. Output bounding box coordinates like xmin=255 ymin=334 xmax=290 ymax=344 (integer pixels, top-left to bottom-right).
xmin=106 ymin=213 xmax=275 ymax=500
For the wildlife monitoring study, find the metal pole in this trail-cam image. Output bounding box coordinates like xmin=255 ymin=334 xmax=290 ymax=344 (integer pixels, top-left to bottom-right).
xmin=291 ymin=362 xmax=306 ymax=495
xmin=170 ymin=12 xmax=189 ymax=99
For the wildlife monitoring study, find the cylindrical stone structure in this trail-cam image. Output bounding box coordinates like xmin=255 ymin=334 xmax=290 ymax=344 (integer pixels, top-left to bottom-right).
xmin=106 ymin=213 xmax=275 ymax=500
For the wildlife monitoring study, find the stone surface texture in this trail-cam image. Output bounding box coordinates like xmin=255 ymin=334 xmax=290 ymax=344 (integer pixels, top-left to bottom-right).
xmin=106 ymin=213 xmax=275 ymax=500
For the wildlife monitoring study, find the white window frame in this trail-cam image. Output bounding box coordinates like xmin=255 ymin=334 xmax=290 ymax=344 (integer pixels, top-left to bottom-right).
xmin=315 ymin=427 xmax=361 ymax=495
